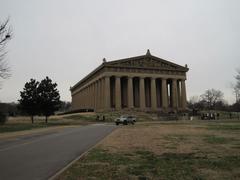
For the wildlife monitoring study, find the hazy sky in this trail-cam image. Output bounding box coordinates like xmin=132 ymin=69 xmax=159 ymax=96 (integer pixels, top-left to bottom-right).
xmin=0 ymin=0 xmax=239 ymax=104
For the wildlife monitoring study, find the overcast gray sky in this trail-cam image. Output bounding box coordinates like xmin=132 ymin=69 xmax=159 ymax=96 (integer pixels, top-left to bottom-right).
xmin=0 ymin=0 xmax=239 ymax=104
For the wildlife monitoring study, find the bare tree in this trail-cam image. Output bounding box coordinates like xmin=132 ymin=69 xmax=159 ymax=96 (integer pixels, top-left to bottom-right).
xmin=200 ymin=89 xmax=224 ymax=110
xmin=0 ymin=18 xmax=12 ymax=80
xmin=233 ymin=86 xmax=240 ymax=103
xmin=189 ymin=96 xmax=200 ymax=105
xmin=233 ymin=69 xmax=240 ymax=103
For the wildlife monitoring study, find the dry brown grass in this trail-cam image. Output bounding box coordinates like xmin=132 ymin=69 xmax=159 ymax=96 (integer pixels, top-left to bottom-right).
xmin=99 ymin=121 xmax=240 ymax=156
xmin=0 ymin=113 xmax=99 ymax=135
xmin=6 ymin=112 xmax=96 ymax=124
xmin=58 ymin=120 xmax=240 ymax=180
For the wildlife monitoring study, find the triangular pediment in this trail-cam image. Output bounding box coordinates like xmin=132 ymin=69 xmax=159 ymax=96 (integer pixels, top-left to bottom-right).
xmin=106 ymin=55 xmax=188 ymax=71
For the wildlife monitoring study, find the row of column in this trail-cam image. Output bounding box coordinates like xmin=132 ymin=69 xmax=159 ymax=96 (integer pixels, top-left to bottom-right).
xmin=72 ymin=76 xmax=187 ymax=111
xmin=72 ymin=76 xmax=110 ymax=111
xmin=113 ymin=76 xmax=187 ymax=111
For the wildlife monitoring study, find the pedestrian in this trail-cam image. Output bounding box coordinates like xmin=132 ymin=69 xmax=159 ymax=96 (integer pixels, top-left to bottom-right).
xmin=96 ymin=115 xmax=99 ymax=121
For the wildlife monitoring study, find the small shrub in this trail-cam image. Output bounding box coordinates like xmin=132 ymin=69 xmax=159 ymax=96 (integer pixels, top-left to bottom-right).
xmin=0 ymin=112 xmax=8 ymax=125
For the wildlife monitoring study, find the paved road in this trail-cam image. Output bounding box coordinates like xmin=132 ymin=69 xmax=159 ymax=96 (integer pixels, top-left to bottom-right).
xmin=0 ymin=124 xmax=116 ymax=180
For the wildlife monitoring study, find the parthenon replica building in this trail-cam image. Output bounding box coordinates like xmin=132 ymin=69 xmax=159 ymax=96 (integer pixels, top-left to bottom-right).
xmin=70 ymin=50 xmax=189 ymax=112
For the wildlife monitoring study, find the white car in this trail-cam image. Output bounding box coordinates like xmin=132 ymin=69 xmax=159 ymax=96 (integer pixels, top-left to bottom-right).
xmin=115 ymin=115 xmax=136 ymax=125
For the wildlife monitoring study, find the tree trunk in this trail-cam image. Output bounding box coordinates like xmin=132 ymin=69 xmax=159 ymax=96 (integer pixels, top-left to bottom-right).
xmin=45 ymin=116 xmax=48 ymax=124
xmin=31 ymin=116 xmax=34 ymax=124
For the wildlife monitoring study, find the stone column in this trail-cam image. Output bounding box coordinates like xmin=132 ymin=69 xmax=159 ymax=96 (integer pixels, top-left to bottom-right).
xmin=104 ymin=76 xmax=111 ymax=110
xmin=91 ymin=84 xmax=94 ymax=109
xmin=171 ymin=79 xmax=178 ymax=108
xmin=86 ymin=87 xmax=88 ymax=108
xmin=161 ymin=78 xmax=168 ymax=109
xmin=181 ymin=79 xmax=187 ymax=109
xmin=127 ymin=76 xmax=134 ymax=109
xmin=86 ymin=87 xmax=89 ymax=108
xmin=151 ymin=77 xmax=157 ymax=110
xmin=82 ymin=90 xmax=84 ymax=108
xmin=85 ymin=87 xmax=88 ymax=108
xmin=79 ymin=91 xmax=82 ymax=109
xmin=88 ymin=86 xmax=91 ymax=108
xmin=99 ymin=79 xmax=102 ymax=110
xmin=101 ymin=78 xmax=105 ymax=110
xmin=91 ymin=84 xmax=93 ymax=108
xmin=80 ymin=90 xmax=82 ymax=109
xmin=89 ymin=85 xmax=91 ymax=108
xmin=82 ymin=89 xmax=84 ymax=108
xmin=83 ymin=88 xmax=86 ymax=108
xmin=139 ymin=77 xmax=146 ymax=110
xmin=177 ymin=80 xmax=181 ymax=108
xmin=115 ymin=76 xmax=121 ymax=110
xmin=82 ymin=88 xmax=86 ymax=108
xmin=85 ymin=88 xmax=87 ymax=108
xmin=77 ymin=91 xmax=79 ymax=109
xmin=89 ymin=86 xmax=91 ymax=108
xmin=83 ymin=88 xmax=85 ymax=108
xmin=86 ymin=86 xmax=89 ymax=108
xmin=83 ymin=90 xmax=85 ymax=108
xmin=96 ymin=81 xmax=99 ymax=110
xmin=94 ymin=82 xmax=97 ymax=111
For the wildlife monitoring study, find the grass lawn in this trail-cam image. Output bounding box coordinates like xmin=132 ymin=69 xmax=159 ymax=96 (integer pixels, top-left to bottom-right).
xmin=57 ymin=120 xmax=240 ymax=180
xmin=0 ymin=111 xmax=160 ymax=134
xmin=0 ymin=112 xmax=98 ymax=133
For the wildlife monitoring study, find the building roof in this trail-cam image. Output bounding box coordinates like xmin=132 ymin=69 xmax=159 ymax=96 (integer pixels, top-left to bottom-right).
xmin=70 ymin=50 xmax=189 ymax=92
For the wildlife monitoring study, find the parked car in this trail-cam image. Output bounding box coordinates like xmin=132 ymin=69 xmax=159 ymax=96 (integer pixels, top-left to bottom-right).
xmin=115 ymin=115 xmax=136 ymax=125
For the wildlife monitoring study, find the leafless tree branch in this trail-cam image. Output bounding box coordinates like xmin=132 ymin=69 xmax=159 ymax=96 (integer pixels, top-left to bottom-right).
xmin=200 ymin=89 xmax=224 ymax=110
xmin=233 ymin=69 xmax=240 ymax=103
xmin=0 ymin=17 xmax=12 ymax=81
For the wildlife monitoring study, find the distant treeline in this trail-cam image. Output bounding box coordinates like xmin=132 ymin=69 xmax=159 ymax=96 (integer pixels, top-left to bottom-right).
xmin=0 ymin=101 xmax=71 ymax=116
xmin=187 ymin=100 xmax=240 ymax=113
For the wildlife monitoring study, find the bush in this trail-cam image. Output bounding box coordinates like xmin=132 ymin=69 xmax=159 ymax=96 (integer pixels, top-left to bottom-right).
xmin=0 ymin=112 xmax=7 ymax=125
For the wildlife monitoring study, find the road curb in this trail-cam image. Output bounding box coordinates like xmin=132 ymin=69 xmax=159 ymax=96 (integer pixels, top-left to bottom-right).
xmin=48 ymin=126 xmax=117 ymax=180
